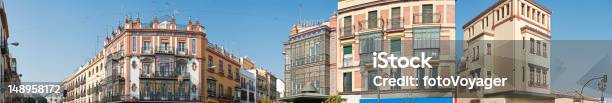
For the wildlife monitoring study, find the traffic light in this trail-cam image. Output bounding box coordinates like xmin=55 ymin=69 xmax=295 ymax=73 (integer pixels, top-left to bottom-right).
xmin=62 ymin=90 xmax=67 ymax=97
xmin=604 ymin=75 xmax=607 ymax=83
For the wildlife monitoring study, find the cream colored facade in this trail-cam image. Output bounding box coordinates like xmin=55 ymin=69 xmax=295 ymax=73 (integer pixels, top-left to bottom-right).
xmin=460 ymin=0 xmax=553 ymax=102
xmin=333 ymin=0 xmax=456 ymax=102
xmin=63 ymin=52 xmax=105 ymax=103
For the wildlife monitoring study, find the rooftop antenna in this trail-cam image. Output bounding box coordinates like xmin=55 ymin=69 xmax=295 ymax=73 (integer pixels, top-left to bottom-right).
xmin=298 ymin=3 xmax=303 ymax=23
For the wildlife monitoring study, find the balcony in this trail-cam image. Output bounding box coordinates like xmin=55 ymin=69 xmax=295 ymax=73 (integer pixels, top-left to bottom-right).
xmin=176 ymin=49 xmax=187 ymax=56
xmin=528 ymin=81 xmax=548 ymax=88
xmin=413 ymin=13 xmax=441 ymax=25
xmin=139 ymin=94 xmax=200 ymax=101
xmin=111 ymin=50 xmax=125 ymax=60
xmin=140 ymin=71 xmax=190 ymax=79
xmin=357 ymin=19 xmax=384 ymax=32
xmin=388 ymin=17 xmax=404 ymax=32
xmin=102 ymin=95 xmax=130 ymax=102
xmin=156 ymin=47 xmax=174 ymax=54
xmin=340 ymin=26 xmax=354 ymax=40
xmin=142 ymin=49 xmax=153 ymax=55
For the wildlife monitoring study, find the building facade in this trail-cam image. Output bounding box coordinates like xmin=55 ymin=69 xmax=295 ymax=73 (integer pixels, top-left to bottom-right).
xmin=460 ymin=0 xmax=552 ymax=102
xmin=255 ymin=68 xmax=279 ymax=102
xmin=283 ymin=19 xmax=334 ymax=102
xmin=0 ymin=0 xmax=22 ymax=102
xmin=333 ymin=0 xmax=456 ymax=102
xmin=204 ymin=38 xmax=241 ymax=103
xmin=63 ymin=52 xmax=105 ymax=103
xmin=239 ymin=57 xmax=257 ymax=103
xmin=239 ymin=68 xmax=256 ymax=103
xmin=64 ymin=16 xmax=242 ymax=103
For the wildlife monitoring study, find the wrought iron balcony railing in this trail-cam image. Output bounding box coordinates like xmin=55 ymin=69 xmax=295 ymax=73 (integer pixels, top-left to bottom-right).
xmin=413 ymin=13 xmax=441 ymax=24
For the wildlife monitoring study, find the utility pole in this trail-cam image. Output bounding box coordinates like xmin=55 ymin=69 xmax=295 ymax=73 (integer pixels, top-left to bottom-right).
xmin=377 ymin=18 xmax=386 ymax=103
xmin=600 ymin=75 xmax=607 ymax=102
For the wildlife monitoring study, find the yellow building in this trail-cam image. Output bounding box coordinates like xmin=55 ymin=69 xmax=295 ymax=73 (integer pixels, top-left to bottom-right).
xmin=460 ymin=0 xmax=553 ymax=102
xmin=204 ymin=42 xmax=241 ymax=103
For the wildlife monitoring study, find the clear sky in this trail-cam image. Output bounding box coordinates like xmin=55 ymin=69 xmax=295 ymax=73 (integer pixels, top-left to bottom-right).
xmin=5 ymin=0 xmax=336 ymax=82
xmin=6 ymin=0 xmax=612 ymax=88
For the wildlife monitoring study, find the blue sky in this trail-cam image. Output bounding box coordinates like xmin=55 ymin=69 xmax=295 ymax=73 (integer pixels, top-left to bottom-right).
xmin=6 ymin=0 xmax=612 ymax=85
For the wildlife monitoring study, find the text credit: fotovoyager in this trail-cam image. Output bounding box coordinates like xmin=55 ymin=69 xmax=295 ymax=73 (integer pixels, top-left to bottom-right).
xmin=371 ymin=52 xmax=508 ymax=89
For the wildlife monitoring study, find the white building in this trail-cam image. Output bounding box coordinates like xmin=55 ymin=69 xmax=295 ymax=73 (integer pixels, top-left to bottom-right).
xmin=239 ymin=68 xmax=257 ymax=103
xmin=276 ymin=79 xmax=285 ymax=99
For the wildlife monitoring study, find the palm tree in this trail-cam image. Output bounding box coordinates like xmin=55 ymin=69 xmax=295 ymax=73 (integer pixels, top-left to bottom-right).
xmin=325 ymin=95 xmax=343 ymax=103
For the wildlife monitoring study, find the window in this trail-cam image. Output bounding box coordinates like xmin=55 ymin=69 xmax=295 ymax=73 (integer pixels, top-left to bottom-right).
xmin=543 ymin=43 xmax=547 ymax=57
xmin=235 ymin=69 xmax=239 ymax=80
xmin=219 ymin=60 xmax=224 ymax=74
xmin=472 ymin=46 xmax=480 ymax=61
xmin=417 ymin=68 xmax=425 ymax=89
xmin=487 ymin=43 xmax=491 ymax=55
xmin=177 ymin=63 xmax=186 ymax=75
xmin=536 ymin=68 xmax=541 ymax=85
xmin=208 ymin=56 xmax=214 ymax=71
xmin=485 ymin=17 xmax=489 ymax=27
xmin=537 ymin=12 xmax=541 ymax=22
xmin=178 ymin=42 xmax=186 ymax=52
xmin=367 ymin=70 xmax=378 ymax=90
xmin=143 ymin=41 xmax=150 ymax=51
xmin=502 ymin=6 xmax=506 ymax=18
xmin=506 ymin=4 xmax=511 ymax=16
xmin=219 ymin=84 xmax=224 ymax=98
xmin=413 ymin=27 xmax=440 ymax=59
xmin=521 ymin=3 xmax=525 ymax=16
xmin=192 ymin=39 xmax=196 ymax=53
xmin=530 ymin=38 xmax=534 ymax=54
xmin=143 ymin=63 xmax=151 ymax=75
xmin=543 ymin=70 xmax=547 ymax=85
xmin=228 ymin=65 xmax=233 ymax=78
xmin=496 ymin=10 xmax=500 ymax=20
xmin=343 ymin=45 xmax=353 ymax=67
xmin=530 ymin=67 xmax=534 ymax=83
xmin=132 ymin=36 xmax=137 ymax=51
xmin=161 ymin=42 xmax=169 ymax=51
xmin=422 ymin=4 xmax=433 ymax=23
xmin=536 ymin=40 xmax=541 ymax=56
xmin=391 ymin=7 xmax=401 ymax=28
xmin=430 ymin=67 xmax=438 ymax=88
xmin=360 ymin=32 xmax=382 ymax=65
xmin=343 ymin=72 xmax=352 ymax=92
xmin=527 ymin=6 xmax=531 ymax=17
xmin=390 ymin=39 xmax=402 ymax=55
xmin=392 ymin=67 xmax=401 ymax=90
xmin=368 ymin=10 xmax=378 ymax=29
xmin=160 ymin=63 xmax=169 ymax=77
xmin=481 ymin=20 xmax=485 ymax=29
xmin=343 ymin=16 xmax=353 ymax=37
xmin=206 ymin=77 xmax=217 ymax=97
xmin=470 ymin=69 xmax=481 ymax=90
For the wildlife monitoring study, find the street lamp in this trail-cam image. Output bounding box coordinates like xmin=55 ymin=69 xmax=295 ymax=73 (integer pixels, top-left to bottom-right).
xmin=579 ymin=74 xmax=607 ymax=103
xmin=10 ymin=42 xmax=18 ymax=46
xmin=377 ymin=18 xmax=386 ymax=103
